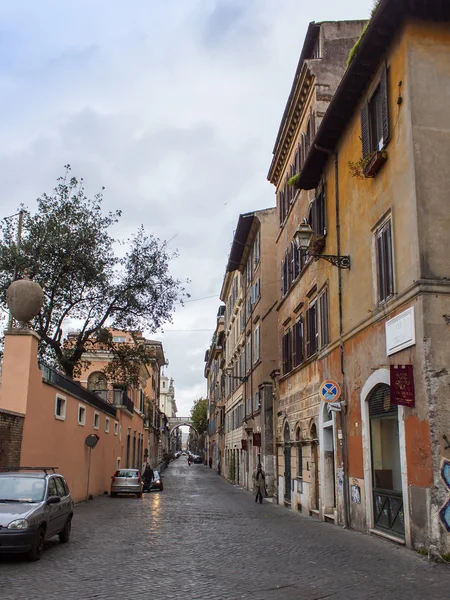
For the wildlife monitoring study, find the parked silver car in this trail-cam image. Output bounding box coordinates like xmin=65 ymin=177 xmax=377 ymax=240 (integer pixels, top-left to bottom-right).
xmin=110 ymin=469 xmax=143 ymax=498
xmin=0 ymin=467 xmax=74 ymax=561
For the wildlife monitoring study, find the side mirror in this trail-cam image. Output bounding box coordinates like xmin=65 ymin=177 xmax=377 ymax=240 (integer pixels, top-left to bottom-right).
xmin=47 ymin=495 xmax=61 ymax=505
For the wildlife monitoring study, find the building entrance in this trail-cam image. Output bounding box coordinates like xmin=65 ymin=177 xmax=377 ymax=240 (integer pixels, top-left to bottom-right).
xmin=368 ymin=384 xmax=404 ymax=538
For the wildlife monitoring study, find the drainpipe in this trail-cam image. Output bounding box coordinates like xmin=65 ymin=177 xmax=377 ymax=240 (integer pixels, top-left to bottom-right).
xmin=314 ymin=144 xmax=350 ymax=529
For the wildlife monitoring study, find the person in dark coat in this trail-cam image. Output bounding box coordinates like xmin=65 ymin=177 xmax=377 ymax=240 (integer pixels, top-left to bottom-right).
xmin=209 ymin=457 xmax=212 ymax=469
xmin=252 ymin=463 xmax=266 ymax=504
xmin=142 ymin=464 xmax=154 ymax=491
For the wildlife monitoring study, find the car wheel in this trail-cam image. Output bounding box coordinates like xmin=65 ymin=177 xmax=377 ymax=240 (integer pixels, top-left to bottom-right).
xmin=28 ymin=526 xmax=45 ymax=561
xmin=110 ymin=492 xmax=117 ymax=498
xmin=159 ymin=484 xmax=163 ymax=491
xmin=137 ymin=492 xmax=143 ymax=498
xmin=59 ymin=517 xmax=72 ymax=543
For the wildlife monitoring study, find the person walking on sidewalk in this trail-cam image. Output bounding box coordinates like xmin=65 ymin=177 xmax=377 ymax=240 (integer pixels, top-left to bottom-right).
xmin=252 ymin=463 xmax=266 ymax=504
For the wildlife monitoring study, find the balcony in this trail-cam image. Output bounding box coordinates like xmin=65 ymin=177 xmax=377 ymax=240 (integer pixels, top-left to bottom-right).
xmin=40 ymin=363 xmax=116 ymax=418
xmin=112 ymin=390 xmax=134 ymax=415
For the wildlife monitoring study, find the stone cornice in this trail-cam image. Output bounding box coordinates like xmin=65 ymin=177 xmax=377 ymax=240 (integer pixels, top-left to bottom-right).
xmin=268 ymin=64 xmax=315 ymax=187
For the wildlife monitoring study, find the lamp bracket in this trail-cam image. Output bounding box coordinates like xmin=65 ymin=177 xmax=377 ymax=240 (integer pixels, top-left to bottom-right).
xmin=310 ymin=253 xmax=351 ymax=269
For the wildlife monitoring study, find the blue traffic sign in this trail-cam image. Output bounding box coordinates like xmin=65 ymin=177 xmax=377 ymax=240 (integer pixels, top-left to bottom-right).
xmin=320 ymin=380 xmax=341 ymax=403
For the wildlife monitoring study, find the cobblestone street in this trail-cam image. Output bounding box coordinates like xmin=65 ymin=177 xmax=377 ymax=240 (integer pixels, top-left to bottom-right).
xmin=1 ymin=459 xmax=450 ymax=600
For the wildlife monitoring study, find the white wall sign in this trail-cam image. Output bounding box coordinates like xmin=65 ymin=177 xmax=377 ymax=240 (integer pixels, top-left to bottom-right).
xmin=385 ymin=307 xmax=415 ymax=356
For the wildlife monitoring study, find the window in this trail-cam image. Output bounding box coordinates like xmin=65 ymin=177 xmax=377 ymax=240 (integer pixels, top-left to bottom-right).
xmin=55 ymin=477 xmax=67 ymax=498
xmin=117 ymin=457 xmax=121 ymax=469
xmin=105 ymin=417 xmax=110 ymax=433
xmin=361 ymin=63 xmax=389 ymax=156
xmin=253 ymin=326 xmax=260 ymax=363
xmin=293 ymin=316 xmax=304 ymax=368
xmin=306 ymin=303 xmax=318 ymax=358
xmin=93 ymin=412 xmax=100 ymax=430
xmin=376 ymin=219 xmax=394 ymax=303
xmin=251 ymin=279 xmax=260 ymax=305
xmin=318 ymin=288 xmax=330 ymax=348
xmin=246 ymin=257 xmax=252 ymax=285
xmin=55 ymin=394 xmax=66 ymax=421
xmin=253 ymin=391 xmax=260 ymax=412
xmin=114 ymin=422 xmax=119 ymax=436
xmin=139 ymin=390 xmax=145 ymax=413
xmin=113 ymin=336 xmax=126 ymax=343
xmin=253 ymin=231 xmax=260 ymax=267
xmin=240 ymin=350 xmax=246 ymax=378
xmin=246 ymin=336 xmax=252 ymax=372
xmin=246 ymin=397 xmax=252 ymax=416
xmin=47 ymin=478 xmax=57 ymax=498
xmin=78 ymin=404 xmax=86 ymax=426
xmin=282 ymin=328 xmax=292 ymax=375
xmin=309 ymin=188 xmax=326 ymax=238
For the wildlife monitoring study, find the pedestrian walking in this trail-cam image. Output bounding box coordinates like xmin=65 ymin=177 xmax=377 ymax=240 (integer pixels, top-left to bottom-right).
xmin=209 ymin=457 xmax=212 ymax=469
xmin=252 ymin=463 xmax=266 ymax=504
xmin=142 ymin=463 xmax=154 ymax=492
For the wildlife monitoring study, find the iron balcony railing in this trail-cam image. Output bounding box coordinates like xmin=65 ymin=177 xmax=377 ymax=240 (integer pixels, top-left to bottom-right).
xmin=40 ymin=363 xmax=117 ymax=418
xmin=112 ymin=390 xmax=134 ymax=414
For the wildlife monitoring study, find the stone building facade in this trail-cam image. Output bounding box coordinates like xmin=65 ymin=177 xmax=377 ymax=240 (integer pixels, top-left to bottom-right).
xmin=269 ymin=0 xmax=450 ymax=554
xmin=220 ymin=208 xmax=278 ymax=492
xmin=267 ymin=18 xmax=367 ymax=519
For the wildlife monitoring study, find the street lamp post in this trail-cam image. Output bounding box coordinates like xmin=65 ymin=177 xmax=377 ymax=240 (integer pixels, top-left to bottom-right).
xmin=293 ymin=220 xmax=350 ymax=269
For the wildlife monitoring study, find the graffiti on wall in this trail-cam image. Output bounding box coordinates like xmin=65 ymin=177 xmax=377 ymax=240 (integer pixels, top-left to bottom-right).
xmin=439 ymin=459 xmax=450 ymax=532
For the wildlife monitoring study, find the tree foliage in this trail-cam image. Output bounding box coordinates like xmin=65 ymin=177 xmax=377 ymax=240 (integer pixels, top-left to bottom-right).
xmin=0 ymin=166 xmax=187 ymax=378
xmin=190 ymin=397 xmax=208 ymax=435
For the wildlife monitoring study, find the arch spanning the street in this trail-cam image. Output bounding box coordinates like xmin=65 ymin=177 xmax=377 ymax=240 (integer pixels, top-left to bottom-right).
xmin=168 ymin=416 xmax=197 ymax=435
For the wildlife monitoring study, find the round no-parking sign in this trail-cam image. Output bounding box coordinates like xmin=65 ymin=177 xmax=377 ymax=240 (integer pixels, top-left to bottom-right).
xmin=320 ymin=380 xmax=341 ymax=403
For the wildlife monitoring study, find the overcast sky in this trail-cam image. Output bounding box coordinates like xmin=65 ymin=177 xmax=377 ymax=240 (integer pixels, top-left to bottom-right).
xmin=0 ymin=0 xmax=374 ymax=416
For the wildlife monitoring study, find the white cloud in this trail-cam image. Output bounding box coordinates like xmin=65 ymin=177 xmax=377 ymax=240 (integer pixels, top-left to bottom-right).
xmin=0 ymin=0 xmax=374 ymax=416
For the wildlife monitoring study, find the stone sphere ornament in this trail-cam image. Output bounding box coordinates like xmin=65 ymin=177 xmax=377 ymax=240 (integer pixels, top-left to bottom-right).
xmin=6 ymin=277 xmax=44 ymax=327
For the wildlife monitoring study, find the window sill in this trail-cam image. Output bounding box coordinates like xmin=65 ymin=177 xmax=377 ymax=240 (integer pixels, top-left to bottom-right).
xmin=55 ymin=414 xmax=66 ymax=421
xmin=277 ymin=264 xmax=312 ymax=313
xmin=279 ymin=352 xmax=318 ymax=382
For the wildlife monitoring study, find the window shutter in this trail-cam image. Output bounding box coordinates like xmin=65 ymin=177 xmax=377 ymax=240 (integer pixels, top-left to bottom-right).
xmin=360 ymin=102 xmax=370 ymax=157
xmin=301 ymin=133 xmax=307 ymax=166
xmin=305 ymin=308 xmax=311 ymax=358
xmin=380 ymin=62 xmax=389 ymax=145
xmin=281 ymin=260 xmax=285 ymax=296
xmin=310 ymin=107 xmax=316 ymax=138
xmin=292 ymin=322 xmax=297 ymax=368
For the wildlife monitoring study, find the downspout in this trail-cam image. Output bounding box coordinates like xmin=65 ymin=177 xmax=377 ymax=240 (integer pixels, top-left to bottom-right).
xmin=314 ymin=144 xmax=350 ymax=529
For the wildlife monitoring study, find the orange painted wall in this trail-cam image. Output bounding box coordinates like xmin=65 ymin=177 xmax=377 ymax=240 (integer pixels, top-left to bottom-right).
xmin=404 ymin=416 xmax=433 ymax=488
xmin=0 ymin=332 xmax=147 ymax=504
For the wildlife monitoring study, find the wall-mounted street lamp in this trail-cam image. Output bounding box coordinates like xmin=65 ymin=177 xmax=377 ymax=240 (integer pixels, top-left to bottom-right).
xmin=294 ymin=220 xmax=350 ymax=269
xmin=224 ymin=368 xmax=248 ymax=383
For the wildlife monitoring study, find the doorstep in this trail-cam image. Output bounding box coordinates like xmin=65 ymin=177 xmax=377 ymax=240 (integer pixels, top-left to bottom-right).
xmin=309 ymin=509 xmax=320 ymax=520
xmin=369 ymin=528 xmax=405 ymax=545
xmin=324 ymin=512 xmax=336 ymax=524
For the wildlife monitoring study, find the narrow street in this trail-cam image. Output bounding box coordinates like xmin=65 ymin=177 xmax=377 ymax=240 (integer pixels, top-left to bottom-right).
xmin=1 ymin=460 xmax=449 ymax=600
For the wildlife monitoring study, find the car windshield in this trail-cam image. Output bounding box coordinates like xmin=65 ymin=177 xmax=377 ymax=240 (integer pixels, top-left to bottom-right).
xmin=0 ymin=476 xmax=46 ymax=503
xmin=115 ymin=470 xmax=138 ymax=478
xmin=154 ymin=471 xmax=160 ymax=479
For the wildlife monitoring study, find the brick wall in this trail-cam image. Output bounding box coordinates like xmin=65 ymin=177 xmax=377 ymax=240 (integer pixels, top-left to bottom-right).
xmin=0 ymin=409 xmax=24 ymax=467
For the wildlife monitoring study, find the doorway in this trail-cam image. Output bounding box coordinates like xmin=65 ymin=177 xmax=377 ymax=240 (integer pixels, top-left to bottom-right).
xmin=322 ymin=404 xmax=336 ymax=513
xmin=284 ymin=422 xmax=291 ymax=503
xmin=311 ymin=423 xmax=319 ymax=511
xmin=368 ymin=384 xmax=404 ymax=538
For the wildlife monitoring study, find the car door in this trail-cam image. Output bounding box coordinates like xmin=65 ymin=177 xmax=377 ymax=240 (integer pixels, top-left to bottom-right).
xmin=54 ymin=477 xmax=70 ymax=531
xmin=45 ymin=477 xmax=60 ymax=537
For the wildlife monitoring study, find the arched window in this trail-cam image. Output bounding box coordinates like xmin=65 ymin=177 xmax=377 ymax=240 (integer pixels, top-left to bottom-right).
xmin=87 ymin=372 xmax=107 ymax=393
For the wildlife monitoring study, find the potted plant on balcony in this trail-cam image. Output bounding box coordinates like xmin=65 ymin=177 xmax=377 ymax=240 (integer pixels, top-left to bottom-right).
xmin=287 ymin=173 xmax=301 ymax=189
xmin=348 ymin=150 xmax=387 ymax=179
